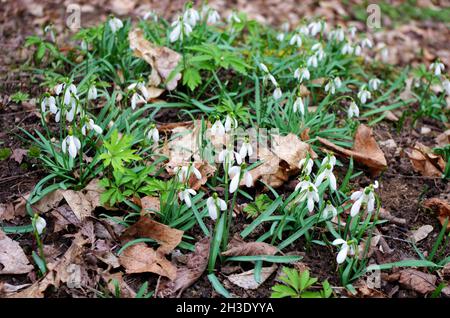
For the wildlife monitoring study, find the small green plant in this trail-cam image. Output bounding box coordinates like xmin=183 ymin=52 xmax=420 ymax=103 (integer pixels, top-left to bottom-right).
xmin=271 ymin=267 xmax=333 ymax=298
xmin=0 ymin=148 xmax=12 ymax=161
xmin=10 ymin=91 xmax=29 ymax=104
xmin=99 ymin=130 xmax=142 ymax=172
xmin=243 ymin=194 xmax=273 ymax=218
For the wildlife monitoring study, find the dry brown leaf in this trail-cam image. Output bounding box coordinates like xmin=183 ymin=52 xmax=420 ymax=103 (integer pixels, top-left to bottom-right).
xmin=318 ymin=124 xmax=387 ymax=175
xmin=11 ymin=148 xmax=27 ymax=164
xmin=60 ymin=179 xmax=103 ymax=221
xmin=410 ymin=225 xmax=434 ymax=243
xmin=0 ymin=203 xmax=15 ymax=221
xmin=129 ymin=28 xmax=181 ymax=91
xmin=406 ymin=142 xmax=445 ymax=177
xmin=423 ymin=198 xmax=450 ymax=230
xmin=102 ymin=272 xmax=136 ymax=298
xmin=0 ymin=230 xmax=33 ymax=274
xmin=119 ymin=243 xmax=177 ymax=280
xmin=189 ymin=161 xmax=217 ymax=191
xmin=165 ymin=123 xmax=202 ymax=171
xmin=398 ymin=269 xmax=436 ymax=295
xmin=435 ymin=130 xmax=450 ymax=147
xmin=158 ymin=237 xmax=210 ymax=297
xmin=228 ymin=265 xmax=277 ymax=290
xmin=110 ymin=0 xmax=136 ymax=15
xmin=121 ymin=216 xmax=183 ymax=254
xmin=222 ymin=237 xmax=278 ymax=257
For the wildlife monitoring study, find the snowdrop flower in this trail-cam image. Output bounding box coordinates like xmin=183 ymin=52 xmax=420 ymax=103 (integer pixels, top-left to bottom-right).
xmin=109 ymin=17 xmax=123 ymax=33
xmin=35 ymin=216 xmax=46 ymax=235
xmin=130 ymin=91 xmax=146 ymax=110
xmin=354 ymin=45 xmax=362 ymax=56
xmin=334 ymin=28 xmax=345 ymax=42
xmin=147 ymin=125 xmax=159 ymax=143
xmin=62 ymin=135 xmax=81 ymax=159
xmin=295 ymin=178 xmax=319 ymax=212
xmin=299 ymin=26 xmax=309 ymax=36
xmin=332 ymin=238 xmax=350 ymax=264
xmin=228 ymin=11 xmax=241 ymax=24
xmin=350 ymin=181 xmax=379 ymax=217
xmin=430 ymin=61 xmax=445 ymax=76
xmin=228 ymin=165 xmax=253 ymax=194
xmin=206 ymin=9 xmax=220 ymax=24
xmin=273 ymin=87 xmax=282 ymax=100
xmin=368 ymin=78 xmax=382 ymax=91
xmin=315 ymin=157 xmax=337 ymax=190
xmin=293 ymin=96 xmax=305 ymax=114
xmin=206 ymin=193 xmax=227 ymax=220
xmin=325 ymin=78 xmax=341 ymax=95
xmin=322 ymin=201 xmax=337 ymax=219
xmin=361 ymin=38 xmax=373 ymax=49
xmin=41 ymin=96 xmax=56 ymax=113
xmin=183 ymin=8 xmax=200 ymax=27
xmin=54 ymin=83 xmax=64 ymax=96
xmin=239 ymin=138 xmax=253 ymax=160
xmin=357 ymin=85 xmax=371 ymax=104
xmin=289 ymin=33 xmax=302 ymax=47
xmin=348 ymin=101 xmax=360 ymax=118
xmin=211 ymin=119 xmax=225 ymax=137
xmin=294 ymin=67 xmax=310 ymax=82
xmin=315 ymin=49 xmax=325 ymax=61
xmin=128 ymin=82 xmax=149 ymax=109
xmin=82 ymin=119 xmax=103 ymax=136
xmin=443 ymin=79 xmax=450 ymax=95
xmin=87 ymin=85 xmax=97 ymax=100
xmin=298 ymin=157 xmax=314 ymax=175
xmin=259 ymin=63 xmax=269 ymax=73
xmin=281 ymin=22 xmax=290 ymax=33
xmin=307 ymin=55 xmax=318 ymax=68
xmin=170 ymin=17 xmax=193 ymax=42
xmin=348 ymin=26 xmax=357 ymax=39
xmin=311 ymin=43 xmax=322 ymax=52
xmin=143 ymin=11 xmax=158 ymax=22
xmin=276 ymin=33 xmax=285 ymax=42
xmin=66 ymin=99 xmax=79 ymax=122
xmin=218 ymin=147 xmax=242 ymax=170
xmin=224 ymin=114 xmax=238 ymax=132
xmin=308 ymin=21 xmax=322 ymax=36
xmin=179 ymin=188 xmax=197 ymax=207
xmin=63 ymin=83 xmax=77 ymax=106
xmin=341 ymin=42 xmax=353 ymax=55
xmin=175 ymin=165 xmax=202 ymax=183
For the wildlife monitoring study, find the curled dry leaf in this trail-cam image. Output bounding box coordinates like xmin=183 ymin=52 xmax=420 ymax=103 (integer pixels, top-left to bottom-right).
xmin=405 ymin=142 xmax=445 ymax=177
xmin=318 ymin=124 xmax=387 ymax=176
xmin=228 ymin=264 xmax=277 ymax=290
xmin=129 ymin=28 xmax=181 ymax=91
xmin=0 ymin=230 xmax=33 ymax=275
xmin=423 ymin=198 xmax=450 ymax=230
xmin=121 ymin=216 xmax=183 ymax=254
xmin=137 ymin=196 xmax=160 ymax=215
xmin=118 ymin=243 xmax=177 ymax=280
xmin=11 ymin=148 xmax=28 ymax=164
xmin=410 ymin=225 xmax=434 ymax=243
xmin=247 ymin=133 xmax=316 ymax=188
xmin=435 ymin=129 xmax=450 ymax=147
xmin=398 ymin=269 xmax=436 ymax=295
xmin=158 ymin=237 xmax=210 ymax=297
xmin=222 ymin=237 xmax=278 ymax=257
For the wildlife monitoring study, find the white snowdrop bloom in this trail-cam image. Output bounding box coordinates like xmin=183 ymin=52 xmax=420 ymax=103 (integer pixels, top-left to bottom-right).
xmin=357 ymin=85 xmax=372 ymax=104
xmin=41 ymin=96 xmax=56 ymax=113
xmin=66 ymin=99 xmax=79 ymax=122
xmin=183 ymin=8 xmax=200 ymax=27
xmin=211 ymin=119 xmax=225 ymax=137
xmin=294 ymin=67 xmax=310 ymax=82
xmin=361 ymin=38 xmax=373 ymax=49
xmin=334 ymin=28 xmax=345 ymax=42
xmin=322 ymin=202 xmax=337 ymax=219
xmin=82 ymin=119 xmax=103 ymax=136
xmin=443 ymin=79 xmax=450 ymax=95
xmin=298 ymin=158 xmax=314 ymax=175
xmin=307 ymin=55 xmax=318 ymax=68
xmin=293 ymin=96 xmax=305 ymax=114
xmin=224 ymin=114 xmax=238 ymax=132
xmin=276 ymin=33 xmax=285 ymax=42
xmin=228 ymin=165 xmax=252 ymax=193
xmin=179 ymin=188 xmax=197 ymax=207
xmin=128 ymin=82 xmax=149 ymax=101
xmin=289 ymin=33 xmax=302 ymax=47
xmin=299 ymin=26 xmax=309 ymax=36
xmin=350 ymin=181 xmax=379 ymax=217
xmin=325 ymin=79 xmax=337 ymax=95
xmin=380 ymin=46 xmax=389 ymax=62
xmin=311 ymin=43 xmax=322 ymax=52
xmin=332 ymin=238 xmax=349 ymax=264
xmin=281 ymin=22 xmax=290 ymax=33
xmin=368 ymin=78 xmax=382 ymax=91
xmin=174 ymin=165 xmax=202 ymax=183
xmin=143 ymin=11 xmax=158 ymax=22
xmin=315 ymin=49 xmax=325 ymax=61
xmin=130 ymin=92 xmax=146 ymax=110
xmin=206 ymin=194 xmax=227 ymax=220
xmin=341 ymin=42 xmax=353 ymax=55
xmin=348 ymin=26 xmax=357 ymax=38
xmin=62 ymin=135 xmax=81 ymax=159
xmin=334 ymin=77 xmax=342 ymax=89
xmin=63 ymin=83 xmax=77 ymax=106
xmin=239 ymin=140 xmax=253 ymax=160
xmin=321 ymin=155 xmax=336 ymax=168
xmin=35 ymin=216 xmax=46 ymax=235
xmin=147 ymin=126 xmax=159 ymax=143
xmin=218 ymin=148 xmax=242 ymax=170
xmin=295 ymin=179 xmax=319 ymax=212
xmin=228 ymin=12 xmax=241 ymax=24
xmin=315 ymin=162 xmax=337 ymax=191
xmin=207 ymin=9 xmax=220 ymax=24
xmin=273 ymin=87 xmax=282 ymax=100
xmin=308 ymin=21 xmax=322 ymax=36
xmin=354 ymin=45 xmax=362 ymax=56
xmin=430 ymin=62 xmax=445 ymax=76
xmin=109 ymin=17 xmax=124 ymax=33
xmin=267 ymin=74 xmax=278 ymax=87
xmin=169 ymin=18 xmax=193 ymax=42
xmin=55 ymin=109 xmax=61 ymax=122
xmin=54 ymin=83 xmax=64 ymax=95
xmin=348 ymin=101 xmax=360 ymax=119
xmin=259 ymin=63 xmax=269 ymax=73
xmin=87 ymin=85 xmax=97 ymax=100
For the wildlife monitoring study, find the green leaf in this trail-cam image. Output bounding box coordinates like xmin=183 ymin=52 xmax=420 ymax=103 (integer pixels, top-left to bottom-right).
xmin=183 ymin=67 xmax=202 ymax=91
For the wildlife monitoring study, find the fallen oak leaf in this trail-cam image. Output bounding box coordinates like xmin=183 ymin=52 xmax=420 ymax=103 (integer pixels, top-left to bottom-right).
xmin=0 ymin=229 xmax=34 ymax=274
xmin=317 ymin=124 xmax=387 ymax=176
xmin=11 ymin=148 xmax=28 ymax=164
xmin=398 ymin=269 xmax=437 ymax=295
xmin=423 ymin=198 xmax=450 ymax=230
xmin=222 ymin=237 xmax=278 ymax=257
xmin=405 ymin=142 xmax=445 ymax=177
xmin=227 ymin=264 xmax=277 ymax=290
xmin=158 ymin=237 xmax=210 ymax=297
xmin=409 ymin=225 xmax=434 ymax=243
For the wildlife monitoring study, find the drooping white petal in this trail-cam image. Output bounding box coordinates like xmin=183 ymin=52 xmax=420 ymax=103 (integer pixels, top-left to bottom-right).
xmin=336 ymin=244 xmax=349 ymax=264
